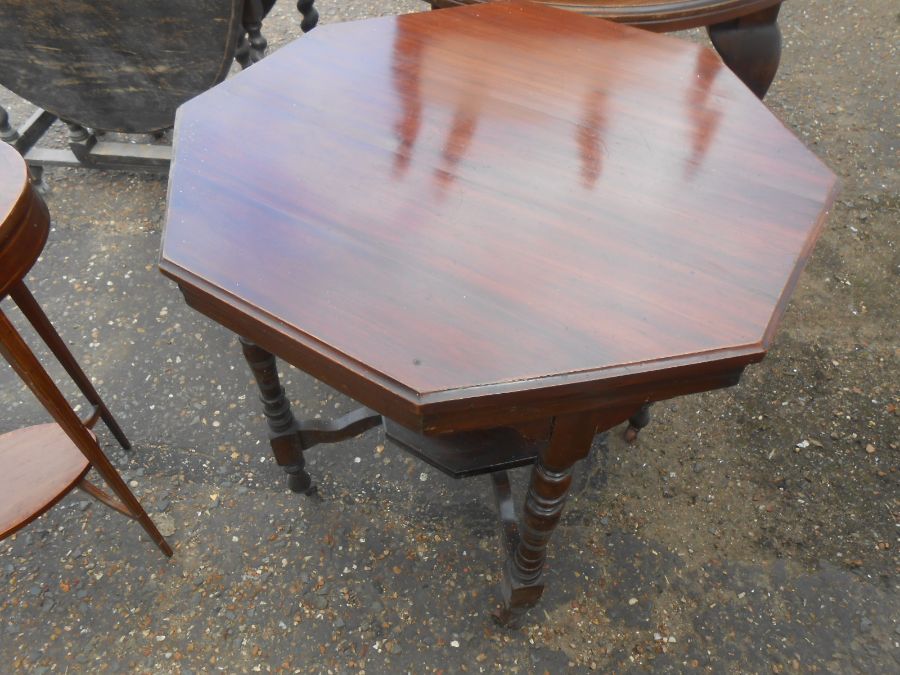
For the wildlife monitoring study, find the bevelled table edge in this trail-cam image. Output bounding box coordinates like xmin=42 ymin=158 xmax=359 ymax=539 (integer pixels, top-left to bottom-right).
xmin=159 ymin=259 xmax=768 ymax=434
xmin=761 ymin=177 xmax=840 ymax=347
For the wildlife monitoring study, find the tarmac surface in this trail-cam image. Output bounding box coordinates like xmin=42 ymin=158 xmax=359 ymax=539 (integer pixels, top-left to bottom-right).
xmin=1 ymin=0 xmax=897 ymax=672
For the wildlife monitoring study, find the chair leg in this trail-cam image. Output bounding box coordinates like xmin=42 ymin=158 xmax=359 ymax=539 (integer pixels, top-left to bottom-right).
xmin=0 ymin=308 xmax=172 ymax=556
xmin=708 ymin=3 xmax=782 ymax=99
xmin=9 ymin=281 xmax=131 ymax=450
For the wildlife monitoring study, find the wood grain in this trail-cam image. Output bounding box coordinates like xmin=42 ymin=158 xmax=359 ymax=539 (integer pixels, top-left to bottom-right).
xmin=0 ymin=424 xmax=91 ymax=539
xmin=161 ymin=1 xmax=836 ymax=432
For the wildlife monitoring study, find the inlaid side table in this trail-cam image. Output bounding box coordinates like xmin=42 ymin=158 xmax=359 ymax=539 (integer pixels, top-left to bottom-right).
xmin=160 ymin=2 xmax=836 ymax=623
xmin=0 ymin=142 xmax=172 ymax=556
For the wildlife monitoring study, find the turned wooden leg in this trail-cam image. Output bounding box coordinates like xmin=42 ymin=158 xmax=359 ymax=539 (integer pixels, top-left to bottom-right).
xmin=495 ymin=411 xmax=597 ymax=626
xmin=1 ymin=104 xmax=19 ymax=143
xmin=624 ymin=403 xmax=652 ymax=444
xmin=238 ymin=0 xmax=268 ymax=66
xmin=708 ymin=4 xmax=782 ymax=99
xmin=239 ymin=337 xmax=315 ymax=494
xmin=296 ymin=0 xmax=319 ymax=33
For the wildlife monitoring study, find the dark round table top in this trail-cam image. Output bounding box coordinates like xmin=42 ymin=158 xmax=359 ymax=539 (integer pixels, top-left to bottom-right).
xmin=0 ymin=0 xmax=244 ymax=132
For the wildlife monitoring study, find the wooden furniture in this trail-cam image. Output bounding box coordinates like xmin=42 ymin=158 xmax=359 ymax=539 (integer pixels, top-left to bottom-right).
xmin=0 ymin=141 xmax=171 ymax=556
xmin=0 ymin=0 xmax=318 ymax=177
xmin=427 ymin=0 xmax=784 ymax=99
xmin=159 ymin=1 xmax=836 ymax=623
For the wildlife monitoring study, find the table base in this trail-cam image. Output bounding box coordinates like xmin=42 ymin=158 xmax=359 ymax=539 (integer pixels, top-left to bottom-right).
xmin=238 ymin=337 xmax=645 ymax=625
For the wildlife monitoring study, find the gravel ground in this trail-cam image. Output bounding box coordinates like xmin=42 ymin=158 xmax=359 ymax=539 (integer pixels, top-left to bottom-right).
xmin=1 ymin=0 xmax=897 ymax=672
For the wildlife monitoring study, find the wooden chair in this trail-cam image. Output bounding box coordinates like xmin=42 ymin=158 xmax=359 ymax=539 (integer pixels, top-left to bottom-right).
xmin=0 ymin=141 xmax=172 ymax=556
xmin=426 ymin=0 xmax=784 ymax=98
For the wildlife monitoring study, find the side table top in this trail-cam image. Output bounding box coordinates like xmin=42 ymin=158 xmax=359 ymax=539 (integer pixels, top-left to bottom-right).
xmin=0 ymin=142 xmax=28 ymax=245
xmin=161 ymin=1 xmax=837 ymax=431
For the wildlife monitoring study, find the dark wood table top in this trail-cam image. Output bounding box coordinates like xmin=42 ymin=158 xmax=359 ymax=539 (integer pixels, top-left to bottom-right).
xmin=161 ymin=1 xmax=836 ymax=433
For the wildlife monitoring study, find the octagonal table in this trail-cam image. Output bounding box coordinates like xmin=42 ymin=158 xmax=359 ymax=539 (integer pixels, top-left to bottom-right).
xmin=160 ymin=1 xmax=837 ymax=624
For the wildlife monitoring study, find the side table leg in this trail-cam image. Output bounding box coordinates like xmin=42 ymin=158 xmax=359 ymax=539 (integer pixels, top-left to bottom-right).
xmin=708 ymin=3 xmax=782 ymax=99
xmin=239 ymin=337 xmax=315 ymax=494
xmin=495 ymin=411 xmax=597 ymax=626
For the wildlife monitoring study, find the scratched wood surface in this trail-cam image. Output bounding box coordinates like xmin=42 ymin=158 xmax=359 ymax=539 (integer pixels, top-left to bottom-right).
xmin=161 ymin=1 xmax=836 ymax=431
xmin=427 ymin=0 xmax=784 ymax=31
xmin=0 ymin=0 xmax=242 ymax=132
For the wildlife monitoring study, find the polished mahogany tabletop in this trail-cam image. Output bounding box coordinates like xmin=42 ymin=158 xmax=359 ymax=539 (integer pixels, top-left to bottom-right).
xmin=161 ymin=1 xmax=836 ymax=433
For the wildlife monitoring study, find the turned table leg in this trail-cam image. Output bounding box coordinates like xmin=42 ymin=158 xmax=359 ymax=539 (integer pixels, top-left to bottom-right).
xmin=624 ymin=403 xmax=652 ymax=443
xmin=495 ymin=411 xmax=598 ymax=626
xmin=296 ymin=0 xmax=319 ymax=33
xmin=708 ymin=3 xmax=782 ymax=99
xmin=239 ymin=337 xmax=315 ymax=494
xmin=1 ymin=104 xmax=18 ymax=142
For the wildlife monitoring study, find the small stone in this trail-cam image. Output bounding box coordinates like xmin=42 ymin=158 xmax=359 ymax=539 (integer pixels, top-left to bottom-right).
xmin=155 ymin=513 xmax=176 ymax=537
xmin=865 ymin=444 xmax=876 ymax=454
xmin=450 ymin=640 xmax=460 ymax=648
xmin=628 ymin=598 xmax=638 ymax=606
